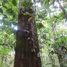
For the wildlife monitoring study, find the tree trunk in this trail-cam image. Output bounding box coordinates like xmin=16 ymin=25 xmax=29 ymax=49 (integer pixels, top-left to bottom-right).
xmin=14 ymin=0 xmax=41 ymax=67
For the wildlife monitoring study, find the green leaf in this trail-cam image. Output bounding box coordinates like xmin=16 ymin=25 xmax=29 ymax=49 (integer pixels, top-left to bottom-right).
xmin=12 ymin=0 xmax=18 ymax=6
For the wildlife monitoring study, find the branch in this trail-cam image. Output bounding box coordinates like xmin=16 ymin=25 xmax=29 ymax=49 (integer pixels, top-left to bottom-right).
xmin=57 ymin=0 xmax=67 ymax=20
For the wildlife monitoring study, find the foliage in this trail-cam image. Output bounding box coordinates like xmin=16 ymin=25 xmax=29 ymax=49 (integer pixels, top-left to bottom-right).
xmin=21 ymin=1 xmax=33 ymax=9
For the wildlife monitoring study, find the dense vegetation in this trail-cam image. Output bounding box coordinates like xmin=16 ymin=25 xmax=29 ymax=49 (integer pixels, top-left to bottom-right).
xmin=0 ymin=0 xmax=67 ymax=67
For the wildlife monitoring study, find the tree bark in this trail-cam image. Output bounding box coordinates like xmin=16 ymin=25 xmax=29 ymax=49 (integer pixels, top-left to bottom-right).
xmin=14 ymin=0 xmax=41 ymax=67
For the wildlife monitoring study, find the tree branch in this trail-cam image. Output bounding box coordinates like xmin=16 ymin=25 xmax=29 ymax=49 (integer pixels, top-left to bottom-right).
xmin=57 ymin=0 xmax=67 ymax=20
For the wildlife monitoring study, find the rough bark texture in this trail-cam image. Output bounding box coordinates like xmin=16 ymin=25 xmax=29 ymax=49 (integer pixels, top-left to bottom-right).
xmin=14 ymin=8 xmax=41 ymax=67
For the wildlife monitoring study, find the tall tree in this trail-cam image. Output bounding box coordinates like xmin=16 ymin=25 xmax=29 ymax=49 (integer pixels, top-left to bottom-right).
xmin=14 ymin=0 xmax=41 ymax=67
